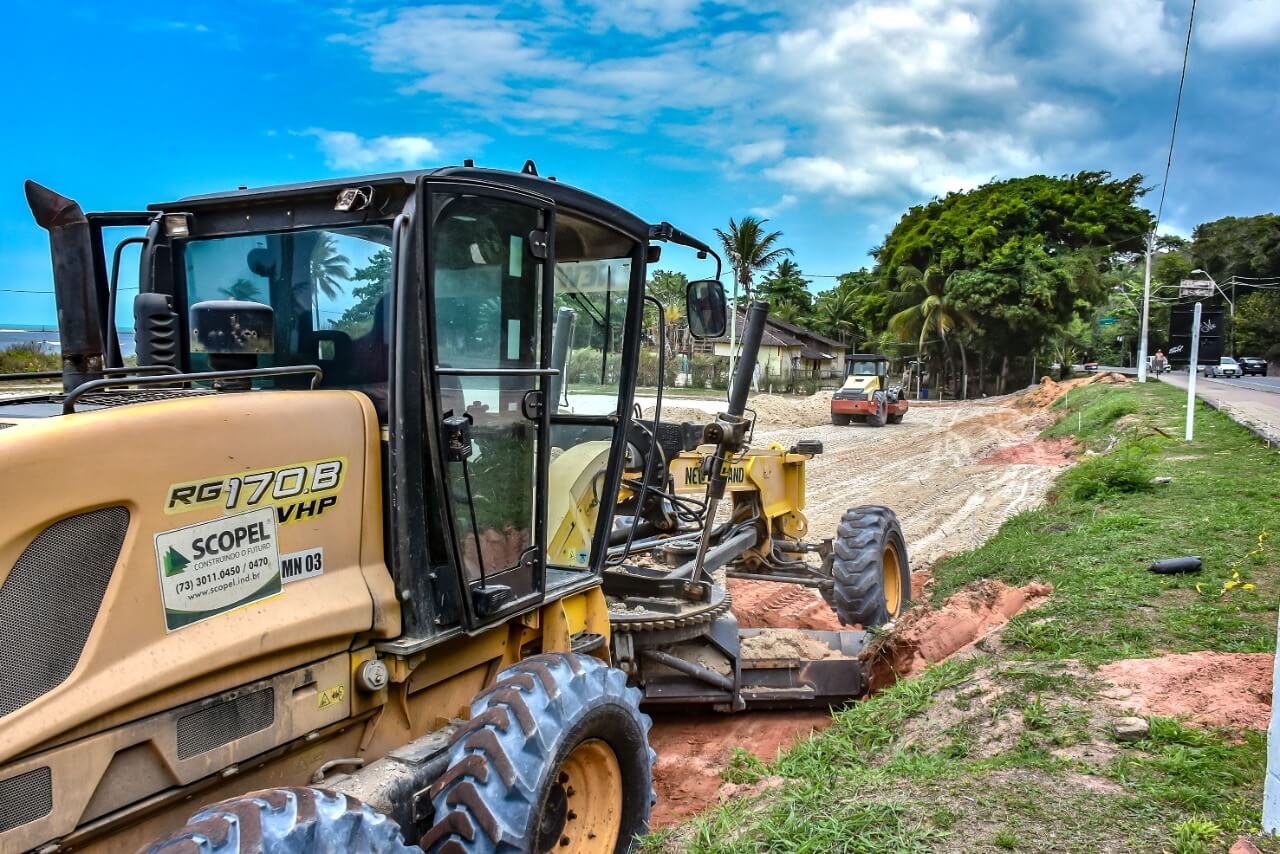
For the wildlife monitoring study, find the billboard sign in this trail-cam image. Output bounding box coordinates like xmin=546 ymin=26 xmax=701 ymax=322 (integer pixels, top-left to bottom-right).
xmin=1168 ymin=305 xmax=1223 ymax=367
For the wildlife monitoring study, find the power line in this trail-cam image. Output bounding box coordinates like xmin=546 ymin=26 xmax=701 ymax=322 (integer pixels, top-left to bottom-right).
xmin=1153 ymin=0 xmax=1197 ymax=231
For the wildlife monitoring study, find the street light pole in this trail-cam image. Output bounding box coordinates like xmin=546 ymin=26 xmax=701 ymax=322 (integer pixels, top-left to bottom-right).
xmin=1137 ymin=231 xmax=1154 ymax=382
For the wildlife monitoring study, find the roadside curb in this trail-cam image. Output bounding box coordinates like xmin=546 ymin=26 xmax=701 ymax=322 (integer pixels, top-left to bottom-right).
xmin=1196 ymin=395 xmax=1280 ymax=450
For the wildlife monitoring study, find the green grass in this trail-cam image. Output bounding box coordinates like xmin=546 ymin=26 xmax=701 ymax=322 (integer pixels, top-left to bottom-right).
xmin=648 ymin=382 xmax=1280 ymax=853
xmin=0 ymin=344 xmax=59 ymax=374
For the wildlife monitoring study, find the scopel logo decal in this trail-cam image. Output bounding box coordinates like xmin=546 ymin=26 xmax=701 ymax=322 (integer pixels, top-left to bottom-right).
xmin=154 ymin=508 xmax=282 ymax=631
xmin=165 ymin=457 xmax=346 ymax=525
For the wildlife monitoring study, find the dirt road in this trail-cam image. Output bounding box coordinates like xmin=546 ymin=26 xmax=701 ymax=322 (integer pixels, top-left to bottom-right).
xmin=728 ymin=400 xmax=1067 ymax=631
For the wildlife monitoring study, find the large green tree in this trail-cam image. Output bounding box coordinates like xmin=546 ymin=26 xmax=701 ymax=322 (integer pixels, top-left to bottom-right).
xmin=714 ymin=216 xmax=792 ymax=300
xmin=874 ymin=171 xmax=1151 ymax=391
xmin=1190 ymin=215 xmax=1280 ymax=279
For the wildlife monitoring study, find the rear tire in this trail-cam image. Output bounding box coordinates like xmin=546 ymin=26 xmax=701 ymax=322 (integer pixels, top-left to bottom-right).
xmin=423 ymin=653 xmax=654 ymax=854
xmin=822 ymin=505 xmax=910 ymax=628
xmin=143 ymin=788 xmax=416 ymax=854
xmin=831 ymin=413 xmax=851 ymax=426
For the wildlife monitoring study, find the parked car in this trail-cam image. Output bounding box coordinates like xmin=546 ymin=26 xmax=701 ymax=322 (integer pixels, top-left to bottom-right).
xmin=1203 ymin=357 xmax=1242 ymax=378
xmin=1239 ymin=356 xmax=1268 ymax=376
xmin=1083 ymin=361 xmax=1099 ymax=372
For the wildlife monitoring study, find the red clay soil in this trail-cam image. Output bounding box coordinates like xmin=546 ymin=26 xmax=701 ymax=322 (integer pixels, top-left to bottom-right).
xmin=978 ymin=437 xmax=1076 ymax=466
xmin=728 ymin=579 xmax=843 ymax=630
xmin=862 ymin=580 xmax=1053 ymax=693
xmin=647 ymin=711 xmax=833 ymax=827
xmin=1100 ymin=652 xmax=1274 ymax=730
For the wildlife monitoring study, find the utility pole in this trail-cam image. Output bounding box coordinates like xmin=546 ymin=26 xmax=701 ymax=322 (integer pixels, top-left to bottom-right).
xmin=1137 ymin=231 xmax=1154 ymax=382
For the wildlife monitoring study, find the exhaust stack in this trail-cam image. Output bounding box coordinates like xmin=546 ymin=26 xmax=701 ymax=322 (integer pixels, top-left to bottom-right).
xmin=25 ymin=180 xmax=105 ymax=391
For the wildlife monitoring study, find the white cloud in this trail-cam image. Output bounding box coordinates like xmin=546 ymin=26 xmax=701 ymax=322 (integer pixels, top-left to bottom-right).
xmin=750 ymin=194 xmax=798 ymax=218
xmin=338 ymin=6 xmax=576 ymax=101
xmin=304 ymin=129 xmax=440 ymax=170
xmin=330 ymin=0 xmax=1209 ymax=205
xmin=730 ymin=139 xmax=785 ymax=166
xmin=1200 ymin=0 xmax=1280 ymax=49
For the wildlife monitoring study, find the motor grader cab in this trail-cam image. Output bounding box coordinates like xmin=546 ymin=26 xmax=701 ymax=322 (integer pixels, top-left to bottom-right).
xmin=830 ymin=353 xmax=908 ymax=427
xmin=0 ymin=166 xmax=909 ymax=853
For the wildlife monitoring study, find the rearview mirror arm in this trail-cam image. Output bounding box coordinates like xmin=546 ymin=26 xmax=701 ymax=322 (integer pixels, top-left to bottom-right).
xmin=649 ymin=221 xmax=723 ymax=281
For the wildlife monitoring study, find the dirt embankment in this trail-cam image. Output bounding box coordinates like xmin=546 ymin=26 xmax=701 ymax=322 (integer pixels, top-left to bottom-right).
xmin=1100 ymin=652 xmax=1274 ymax=730
xmin=648 ymin=711 xmax=834 ymax=827
xmin=862 ymin=580 xmax=1053 ymax=693
xmin=1016 ymin=371 xmax=1132 ymax=409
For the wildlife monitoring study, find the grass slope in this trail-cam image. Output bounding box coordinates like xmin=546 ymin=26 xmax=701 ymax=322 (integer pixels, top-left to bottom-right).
xmin=647 ymin=382 xmax=1280 ymax=853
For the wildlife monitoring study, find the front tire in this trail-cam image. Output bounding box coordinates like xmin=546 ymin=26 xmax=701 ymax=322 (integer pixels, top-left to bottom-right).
xmin=822 ymin=505 xmax=910 ymax=628
xmin=831 ymin=412 xmax=851 ymax=426
xmin=865 ymin=392 xmax=887 ymax=428
xmin=423 ymin=653 xmax=654 ymax=854
xmin=143 ymin=788 xmax=417 ymax=854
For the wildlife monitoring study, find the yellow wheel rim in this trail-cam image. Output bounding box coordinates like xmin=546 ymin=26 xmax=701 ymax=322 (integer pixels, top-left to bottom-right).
xmin=536 ymin=739 xmax=623 ymax=854
xmin=883 ymin=541 xmax=903 ymax=618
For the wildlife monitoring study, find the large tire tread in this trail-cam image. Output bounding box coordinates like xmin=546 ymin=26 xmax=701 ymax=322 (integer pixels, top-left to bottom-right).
xmin=143 ymin=787 xmax=418 ymax=854
xmin=824 ymin=505 xmax=910 ymax=628
xmin=423 ymin=653 xmax=654 ymax=854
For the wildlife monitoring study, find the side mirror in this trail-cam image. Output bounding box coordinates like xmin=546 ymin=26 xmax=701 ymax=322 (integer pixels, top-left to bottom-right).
xmin=686 ymin=279 xmax=727 ymax=339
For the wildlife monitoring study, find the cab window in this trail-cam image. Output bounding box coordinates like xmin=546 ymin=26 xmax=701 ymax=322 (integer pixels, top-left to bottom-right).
xmin=182 ymin=224 xmax=393 ymax=414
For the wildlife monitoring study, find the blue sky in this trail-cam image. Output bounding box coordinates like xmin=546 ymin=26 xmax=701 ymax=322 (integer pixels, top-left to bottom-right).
xmin=3 ymin=0 xmax=1278 ymax=327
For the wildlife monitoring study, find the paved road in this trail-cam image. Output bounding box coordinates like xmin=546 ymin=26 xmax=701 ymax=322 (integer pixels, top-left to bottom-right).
xmin=1159 ymin=371 xmax=1280 ymax=447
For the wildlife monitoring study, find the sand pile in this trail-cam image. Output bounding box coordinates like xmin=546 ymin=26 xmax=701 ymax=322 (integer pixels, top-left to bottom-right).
xmin=1100 ymin=652 xmax=1274 ymax=730
xmin=1016 ymin=372 xmax=1132 ymax=409
xmin=740 ymin=628 xmax=846 ymax=661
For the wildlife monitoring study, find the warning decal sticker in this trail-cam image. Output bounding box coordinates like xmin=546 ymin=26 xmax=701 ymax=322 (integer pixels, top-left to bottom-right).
xmin=155 ymin=507 xmax=282 ymax=632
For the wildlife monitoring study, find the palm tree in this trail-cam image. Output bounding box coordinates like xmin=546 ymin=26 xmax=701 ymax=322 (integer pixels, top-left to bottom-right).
xmin=814 ymin=288 xmax=859 ymax=344
xmin=889 ymin=265 xmax=975 ymax=396
xmin=310 ymin=236 xmax=351 ymax=301
xmin=714 ymin=216 xmax=792 ymax=301
xmin=219 ymin=278 xmax=261 ymax=301
xmin=759 ymin=258 xmax=813 ymax=315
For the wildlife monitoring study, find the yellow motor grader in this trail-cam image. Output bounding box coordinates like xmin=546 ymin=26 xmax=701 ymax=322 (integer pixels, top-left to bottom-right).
xmin=0 ymin=165 xmax=909 ymax=853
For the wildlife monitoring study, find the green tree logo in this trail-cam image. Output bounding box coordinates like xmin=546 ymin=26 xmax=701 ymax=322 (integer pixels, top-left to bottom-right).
xmin=163 ymin=546 xmax=190 ymax=577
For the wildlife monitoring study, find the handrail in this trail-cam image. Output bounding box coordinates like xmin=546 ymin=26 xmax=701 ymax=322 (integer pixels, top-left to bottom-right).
xmin=62 ymin=365 xmax=323 ymax=413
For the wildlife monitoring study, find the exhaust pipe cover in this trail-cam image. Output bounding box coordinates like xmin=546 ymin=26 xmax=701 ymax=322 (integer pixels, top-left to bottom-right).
xmin=24 ymin=180 xmax=105 ymax=392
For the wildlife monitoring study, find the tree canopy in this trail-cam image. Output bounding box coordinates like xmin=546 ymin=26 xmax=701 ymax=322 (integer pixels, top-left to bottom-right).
xmin=875 ymin=172 xmax=1151 ymax=356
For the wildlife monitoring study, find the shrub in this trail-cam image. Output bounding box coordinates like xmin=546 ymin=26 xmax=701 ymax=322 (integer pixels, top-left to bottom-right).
xmin=0 ymin=344 xmax=60 ymax=374
xmin=1060 ymin=442 xmax=1155 ymax=500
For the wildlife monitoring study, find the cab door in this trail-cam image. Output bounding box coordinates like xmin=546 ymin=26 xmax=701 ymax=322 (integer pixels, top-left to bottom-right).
xmin=422 ymin=181 xmax=554 ymax=626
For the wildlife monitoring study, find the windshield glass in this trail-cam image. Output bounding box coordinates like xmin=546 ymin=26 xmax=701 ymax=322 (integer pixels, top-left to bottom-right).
xmin=182 ymin=224 xmax=393 ymax=413
xmin=850 ymin=360 xmax=882 ymax=376
xmin=1221 ymin=357 xmax=1236 ymax=364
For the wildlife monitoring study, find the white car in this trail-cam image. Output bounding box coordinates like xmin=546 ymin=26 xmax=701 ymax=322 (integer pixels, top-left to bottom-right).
xmin=1203 ymin=357 xmax=1242 ymax=378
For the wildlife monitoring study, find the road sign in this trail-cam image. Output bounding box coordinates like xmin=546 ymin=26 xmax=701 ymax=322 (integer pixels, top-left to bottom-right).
xmin=1098 ymin=316 xmax=1117 ymax=326
xmin=1180 ymin=279 xmax=1214 ymax=298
